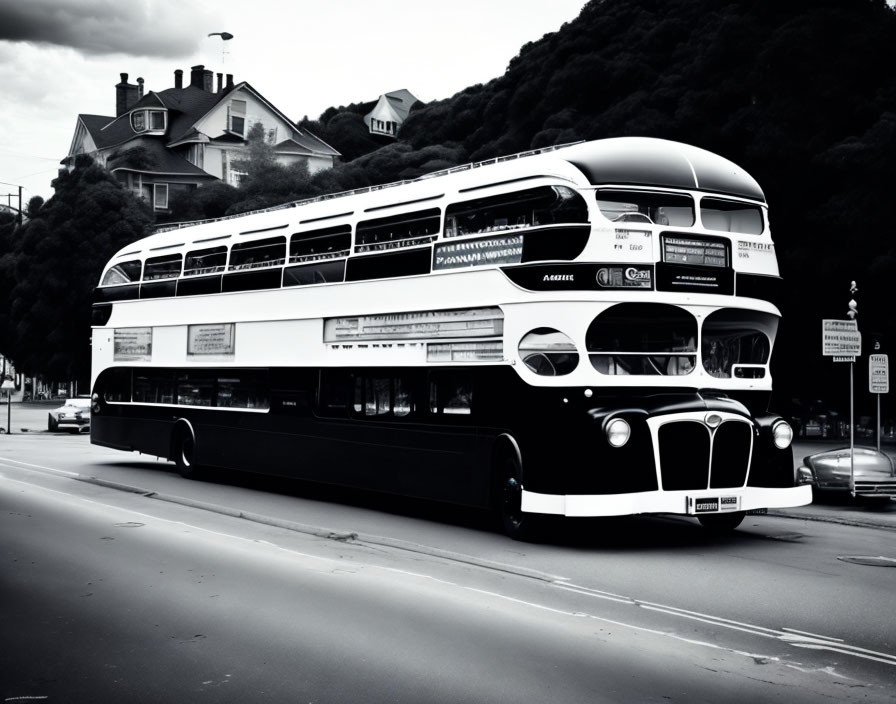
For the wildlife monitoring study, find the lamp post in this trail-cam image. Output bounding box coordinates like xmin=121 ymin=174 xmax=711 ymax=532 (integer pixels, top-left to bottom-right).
xmin=208 ymin=32 xmax=234 ymax=66
xmin=847 ymin=281 xmax=858 ymax=496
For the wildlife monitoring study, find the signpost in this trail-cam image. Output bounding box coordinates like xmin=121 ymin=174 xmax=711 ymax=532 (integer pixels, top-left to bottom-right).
xmin=1 ymin=377 xmax=14 ymax=434
xmin=869 ymin=353 xmax=889 ymax=452
xmin=821 ymin=281 xmax=862 ymax=495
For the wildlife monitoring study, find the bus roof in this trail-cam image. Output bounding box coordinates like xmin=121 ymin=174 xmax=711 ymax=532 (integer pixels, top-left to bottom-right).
xmin=558 ymin=137 xmax=765 ymax=202
xmin=114 ymin=137 xmax=764 ymax=264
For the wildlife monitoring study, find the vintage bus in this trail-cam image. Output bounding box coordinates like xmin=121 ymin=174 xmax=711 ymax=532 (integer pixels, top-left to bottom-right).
xmin=89 ymin=137 xmax=811 ymax=539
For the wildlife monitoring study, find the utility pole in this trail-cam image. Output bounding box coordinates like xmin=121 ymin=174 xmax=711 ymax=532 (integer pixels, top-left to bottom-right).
xmin=1 ymin=181 xmax=24 ymax=222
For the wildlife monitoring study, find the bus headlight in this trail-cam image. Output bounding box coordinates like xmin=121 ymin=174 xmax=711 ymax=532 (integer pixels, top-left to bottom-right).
xmin=605 ymin=418 xmax=631 ymax=448
xmin=772 ymin=420 xmax=793 ymax=449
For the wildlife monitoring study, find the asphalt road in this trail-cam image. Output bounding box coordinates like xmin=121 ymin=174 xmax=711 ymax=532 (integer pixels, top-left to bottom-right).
xmin=2 ymin=413 xmax=895 ymax=702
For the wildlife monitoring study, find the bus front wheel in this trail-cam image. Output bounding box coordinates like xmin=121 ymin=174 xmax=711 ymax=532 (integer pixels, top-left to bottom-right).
xmin=173 ymin=424 xmax=201 ymax=479
xmin=497 ymin=451 xmax=541 ymax=541
xmin=697 ymin=511 xmax=745 ymax=533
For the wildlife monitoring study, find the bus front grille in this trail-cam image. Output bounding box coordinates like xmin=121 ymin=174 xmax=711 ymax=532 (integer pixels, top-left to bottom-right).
xmin=658 ymin=420 xmax=752 ymax=491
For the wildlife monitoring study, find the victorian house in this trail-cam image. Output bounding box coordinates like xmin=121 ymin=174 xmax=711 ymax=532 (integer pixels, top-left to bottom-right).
xmin=64 ymin=65 xmax=340 ymax=212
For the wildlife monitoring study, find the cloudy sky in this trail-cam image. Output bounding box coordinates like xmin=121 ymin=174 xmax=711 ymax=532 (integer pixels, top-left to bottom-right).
xmin=0 ymin=0 xmax=589 ymax=205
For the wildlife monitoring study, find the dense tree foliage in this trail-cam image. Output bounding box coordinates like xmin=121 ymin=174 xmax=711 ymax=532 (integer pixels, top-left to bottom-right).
xmin=299 ymin=99 xmax=388 ymax=162
xmin=1 ymin=156 xmax=152 ymax=383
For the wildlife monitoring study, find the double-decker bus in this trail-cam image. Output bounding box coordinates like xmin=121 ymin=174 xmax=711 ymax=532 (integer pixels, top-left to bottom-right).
xmin=89 ymin=137 xmax=811 ymax=539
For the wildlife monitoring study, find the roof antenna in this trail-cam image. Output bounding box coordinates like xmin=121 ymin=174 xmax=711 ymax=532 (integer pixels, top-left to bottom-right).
xmin=208 ymin=32 xmax=234 ymax=66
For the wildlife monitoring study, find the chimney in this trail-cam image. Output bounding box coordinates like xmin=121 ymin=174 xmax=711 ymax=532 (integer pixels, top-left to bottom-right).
xmin=217 ymin=72 xmax=223 ymax=93
xmin=190 ymin=64 xmax=206 ymax=89
xmin=115 ymin=72 xmax=140 ymax=116
xmin=137 ymin=77 xmax=144 ymax=100
xmin=226 ymin=74 xmax=234 ymax=91
xmin=203 ymin=68 xmax=213 ymax=92
xmin=174 ymin=69 xmax=183 ymax=89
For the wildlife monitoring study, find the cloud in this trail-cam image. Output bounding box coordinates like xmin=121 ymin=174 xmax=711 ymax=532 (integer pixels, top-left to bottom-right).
xmin=0 ymin=0 xmax=214 ymax=57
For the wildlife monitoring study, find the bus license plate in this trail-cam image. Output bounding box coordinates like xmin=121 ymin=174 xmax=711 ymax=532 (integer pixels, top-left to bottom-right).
xmin=691 ymin=496 xmax=740 ymax=514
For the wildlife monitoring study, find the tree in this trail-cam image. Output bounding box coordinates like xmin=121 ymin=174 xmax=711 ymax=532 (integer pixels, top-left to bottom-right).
xmin=164 ymin=181 xmax=241 ymax=223
xmin=228 ymin=122 xmax=314 ymax=210
xmin=4 ymin=156 xmax=152 ymax=382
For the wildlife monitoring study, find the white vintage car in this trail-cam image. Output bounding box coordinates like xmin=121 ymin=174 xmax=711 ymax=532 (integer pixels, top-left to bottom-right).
xmin=48 ymin=397 xmax=91 ymax=433
xmin=797 ymin=446 xmax=896 ymax=505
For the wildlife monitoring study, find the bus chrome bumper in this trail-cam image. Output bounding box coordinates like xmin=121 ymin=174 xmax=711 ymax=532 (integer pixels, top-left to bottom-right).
xmin=520 ymin=484 xmax=812 ymax=518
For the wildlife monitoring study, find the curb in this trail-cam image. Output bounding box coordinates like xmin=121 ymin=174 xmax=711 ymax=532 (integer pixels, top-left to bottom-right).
xmin=768 ymin=508 xmax=896 ymax=532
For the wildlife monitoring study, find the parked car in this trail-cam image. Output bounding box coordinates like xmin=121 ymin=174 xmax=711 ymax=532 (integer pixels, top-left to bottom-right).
xmin=797 ymin=446 xmax=896 ymax=505
xmin=48 ymin=397 xmax=91 ymax=433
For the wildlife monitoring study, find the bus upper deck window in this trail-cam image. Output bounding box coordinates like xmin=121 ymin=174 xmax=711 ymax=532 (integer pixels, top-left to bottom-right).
xmin=184 ymin=246 xmax=227 ymax=276
xmin=699 ymin=198 xmax=764 ymax=235
xmin=595 ymin=190 xmax=695 ymax=227
xmin=444 ymin=186 xmax=587 ymax=238
xmin=230 ymin=236 xmax=287 ymax=270
xmin=143 ymin=253 xmax=182 ymax=280
xmin=101 ymin=260 xmax=142 ymax=286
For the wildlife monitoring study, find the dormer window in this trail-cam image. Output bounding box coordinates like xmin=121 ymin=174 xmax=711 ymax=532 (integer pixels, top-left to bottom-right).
xmin=131 ymin=109 xmax=167 ymax=134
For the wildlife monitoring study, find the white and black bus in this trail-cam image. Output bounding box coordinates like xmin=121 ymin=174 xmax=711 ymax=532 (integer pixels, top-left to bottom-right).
xmin=89 ymin=137 xmax=811 ymax=538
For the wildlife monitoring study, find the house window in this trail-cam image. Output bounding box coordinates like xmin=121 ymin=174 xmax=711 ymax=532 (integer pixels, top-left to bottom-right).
xmin=153 ymin=184 xmax=169 ymax=210
xmin=229 ymin=100 xmax=247 ymax=135
xmin=230 ymin=169 xmax=247 ymax=188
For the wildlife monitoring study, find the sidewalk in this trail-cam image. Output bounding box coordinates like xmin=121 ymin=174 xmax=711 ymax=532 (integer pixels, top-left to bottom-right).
xmin=768 ymin=501 xmax=896 ymax=531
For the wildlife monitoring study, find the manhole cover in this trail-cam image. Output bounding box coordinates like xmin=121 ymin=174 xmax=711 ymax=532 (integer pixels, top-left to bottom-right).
xmin=837 ymin=555 xmax=896 ymax=567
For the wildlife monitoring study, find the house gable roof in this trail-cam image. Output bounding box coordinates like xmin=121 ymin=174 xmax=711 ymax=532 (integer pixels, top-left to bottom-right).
xmin=364 ymin=89 xmax=420 ymax=128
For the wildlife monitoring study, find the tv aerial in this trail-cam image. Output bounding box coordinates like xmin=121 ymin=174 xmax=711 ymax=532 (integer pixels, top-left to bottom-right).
xmin=208 ymin=32 xmax=234 ymax=64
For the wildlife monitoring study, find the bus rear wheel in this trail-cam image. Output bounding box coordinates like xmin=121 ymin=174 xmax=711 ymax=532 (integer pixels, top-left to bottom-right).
xmin=697 ymin=511 xmax=745 ymax=533
xmin=173 ymin=424 xmax=201 ymax=479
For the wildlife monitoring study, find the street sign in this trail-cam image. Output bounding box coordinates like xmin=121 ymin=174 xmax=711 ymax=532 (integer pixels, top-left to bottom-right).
xmin=0 ymin=379 xmax=14 ymax=390
xmin=833 ymin=356 xmax=856 ymax=363
xmin=869 ymin=353 xmax=889 ymax=394
xmin=822 ymin=319 xmax=861 ymax=356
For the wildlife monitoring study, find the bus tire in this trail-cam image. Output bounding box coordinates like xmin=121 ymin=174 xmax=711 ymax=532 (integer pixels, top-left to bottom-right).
xmin=495 ymin=444 xmax=541 ymax=542
xmin=697 ymin=511 xmax=745 ymax=533
xmin=172 ymin=423 xmax=201 ymax=480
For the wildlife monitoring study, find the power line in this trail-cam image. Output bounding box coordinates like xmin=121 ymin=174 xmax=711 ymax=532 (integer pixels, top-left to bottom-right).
xmin=0 ymin=148 xmax=59 ymax=161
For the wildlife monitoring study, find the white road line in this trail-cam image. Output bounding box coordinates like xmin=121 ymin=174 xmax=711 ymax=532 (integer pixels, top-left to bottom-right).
xmin=553 ymin=580 xmax=896 ymax=667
